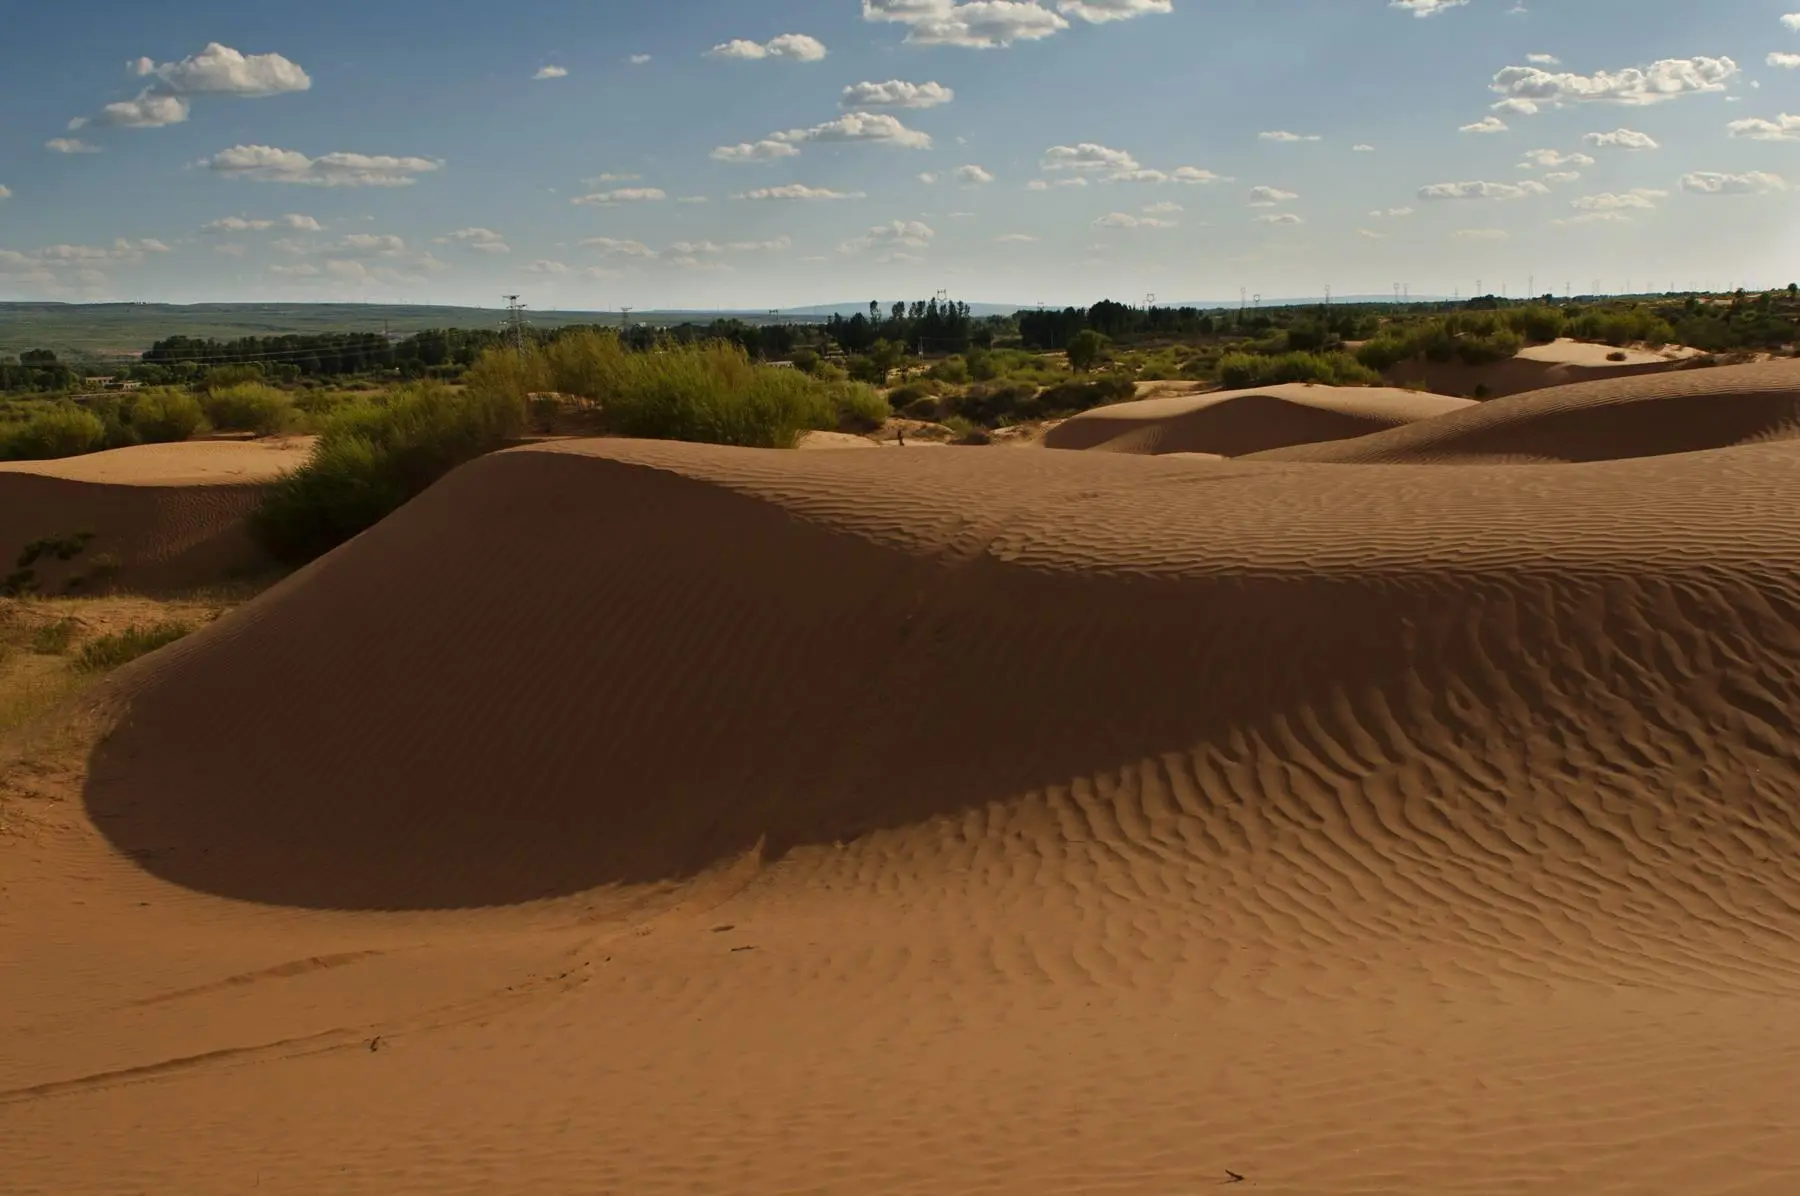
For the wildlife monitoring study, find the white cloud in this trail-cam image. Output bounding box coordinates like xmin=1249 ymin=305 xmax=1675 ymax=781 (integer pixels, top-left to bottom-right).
xmin=1253 ymin=212 xmax=1303 ymax=225
xmin=524 ymin=260 xmax=571 ymax=275
xmin=46 ymin=138 xmax=102 ymax=154
xmin=1784 ymin=14 xmax=1800 ymax=31
xmin=1390 ymin=0 xmax=1470 ymax=15
xmin=995 ymin=233 xmax=1038 ymax=242
xmin=710 ymin=140 xmax=801 ymax=162
xmin=1770 ymin=52 xmax=1800 ymax=69
xmin=630 ymin=54 xmax=653 ymax=65
xmin=203 ymin=145 xmax=443 ymax=187
xmin=571 ymin=187 xmax=667 ymax=205
xmin=133 ymin=43 xmax=310 ymax=96
xmin=444 ymin=227 xmax=511 ymax=253
xmin=706 ymin=34 xmax=828 ymax=61
xmin=1554 ymin=211 xmax=1633 ymax=226
xmin=1727 ymin=113 xmax=1800 ymax=141
xmin=735 ymin=184 xmax=866 ymax=200
xmin=1259 ymin=130 xmax=1321 ymax=142
xmin=1518 ymin=148 xmax=1595 ymax=168
xmin=215 ymin=243 xmax=247 ymax=257
xmin=955 ymin=164 xmax=995 ymax=184
xmin=0 ymin=185 xmax=9 ymax=200
xmin=762 ymin=112 xmax=933 ymax=152
xmin=1460 ymin=116 xmax=1510 ymax=134
xmin=920 ymin=172 xmax=940 ymax=183
xmin=1419 ymin=179 xmax=1551 ymax=200
xmin=534 ymin=65 xmax=568 ymax=80
xmin=839 ymin=219 xmax=935 ymax=253
xmin=1570 ymin=188 xmax=1667 ymax=211
xmin=268 ymin=263 xmax=320 ymax=276
xmin=579 ymin=237 xmax=658 ymax=258
xmin=1247 ymin=185 xmax=1298 ymax=206
xmin=1357 ymin=228 xmax=1385 ymax=239
xmin=90 ymin=92 xmax=192 ymax=128
xmin=1542 ymin=171 xmax=1582 ymax=184
xmin=334 ymin=233 xmax=407 ymax=257
xmin=1057 ymin=0 xmax=1172 ymax=21
xmin=842 ymin=80 xmax=954 ymax=109
xmin=1453 ymin=228 xmax=1507 ymax=240
xmin=1490 ymin=98 xmax=1540 ymax=116
xmin=1172 ymin=166 xmax=1226 ymax=184
xmin=1353 ymin=143 xmax=1376 ymax=152
xmin=1527 ymin=53 xmax=1561 ymax=66
xmin=863 ymin=0 xmax=1071 ymax=48
xmin=1041 ymin=142 xmax=1138 ymax=172
xmin=1679 ymin=170 xmax=1788 ymax=194
xmin=1369 ymin=206 xmax=1415 ymax=217
xmin=1490 ymin=56 xmax=1738 ymax=110
xmin=584 ymin=172 xmax=641 ymax=183
xmin=1094 ymin=211 xmax=1176 ymax=227
xmin=1143 ymin=200 xmax=1182 ymax=214
xmin=202 ymin=216 xmax=274 ymax=232
xmin=1583 ymin=127 xmax=1660 ymax=149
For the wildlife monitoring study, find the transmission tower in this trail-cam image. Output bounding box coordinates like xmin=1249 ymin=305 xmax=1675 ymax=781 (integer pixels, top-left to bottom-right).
xmin=1144 ymin=292 xmax=1156 ymax=309
xmin=503 ymin=295 xmax=526 ymax=356
xmin=620 ymin=306 xmax=633 ymax=331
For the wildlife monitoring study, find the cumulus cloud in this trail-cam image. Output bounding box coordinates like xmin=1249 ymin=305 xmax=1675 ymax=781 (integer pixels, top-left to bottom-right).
xmin=861 ymin=0 xmax=1069 ymax=48
xmin=734 ymin=184 xmax=866 ymax=200
xmin=1353 ymin=143 xmax=1376 ymax=152
xmin=995 ymin=233 xmax=1038 ymax=242
xmin=1518 ymin=148 xmax=1595 ymax=168
xmin=1679 ymin=170 xmax=1788 ymax=194
xmin=1727 ymin=113 xmax=1800 ymax=141
xmin=533 ymin=65 xmax=568 ymax=80
xmin=955 ymin=164 xmax=996 ymax=184
xmin=1143 ymin=200 xmax=1182 ymax=213
xmin=571 ymin=187 xmax=668 ymax=205
xmin=1527 ymin=53 xmax=1561 ymax=66
xmin=1453 ymin=228 xmax=1507 ymax=240
xmin=1419 ymin=179 xmax=1551 ymax=200
xmin=1770 ymin=52 xmax=1800 ymax=68
xmin=1784 ymin=14 xmax=1800 ymax=30
xmin=1553 ymin=211 xmax=1632 ymax=226
xmin=1390 ymin=0 xmax=1470 ymax=15
xmin=710 ymin=140 xmax=801 ymax=162
xmin=1490 ymin=56 xmax=1738 ymax=110
xmin=1583 ymin=127 xmax=1660 ymax=149
xmin=839 ymin=219 xmax=935 ymax=253
xmin=46 ymin=138 xmax=102 ymax=154
xmin=1369 ymin=206 xmax=1414 ymax=217
xmin=1259 ymin=130 xmax=1321 ymax=142
xmin=202 ymin=216 xmax=273 ymax=232
xmin=1041 ymin=142 xmax=1138 ymax=172
xmin=75 ymin=42 xmax=310 ymax=132
xmin=1094 ymin=211 xmax=1176 ymax=227
xmin=443 ymin=227 xmax=511 ymax=253
xmin=87 ymin=92 xmax=192 ymax=129
xmin=524 ymin=260 xmax=572 ymax=275
xmin=706 ymin=34 xmax=828 ymax=61
xmin=842 ymin=79 xmax=955 ymax=108
xmin=1058 ymin=0 xmax=1172 ymax=20
xmin=202 ymin=145 xmax=443 ymax=187
xmin=1569 ymin=188 xmax=1667 ymax=211
xmin=1172 ymin=166 xmax=1226 ymax=183
xmin=1542 ymin=171 xmax=1582 ymax=184
xmin=1254 ymin=212 xmax=1304 ymax=224
xmin=630 ymin=54 xmax=653 ymax=65
xmin=1460 ymin=116 xmax=1509 ymax=134
xmin=1247 ymin=185 xmax=1297 ymax=206
xmin=334 ymin=233 xmax=407 ymax=257
xmin=579 ymin=237 xmax=658 ymax=258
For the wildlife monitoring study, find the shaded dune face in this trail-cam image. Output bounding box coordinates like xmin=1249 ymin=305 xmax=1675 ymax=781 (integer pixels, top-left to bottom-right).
xmin=1250 ymin=359 xmax=1800 ymax=464
xmin=86 ymin=438 xmax=1800 ymax=942
xmin=1043 ymin=385 xmax=1472 ymax=456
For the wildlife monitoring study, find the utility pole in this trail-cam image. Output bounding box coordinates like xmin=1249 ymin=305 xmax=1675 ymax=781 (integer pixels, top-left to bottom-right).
xmin=1392 ymin=282 xmax=1401 ymax=305
xmin=1144 ymin=291 xmax=1156 ymax=310
xmin=1528 ymin=274 xmax=1535 ymax=299
xmin=1324 ymin=284 xmax=1331 ymax=308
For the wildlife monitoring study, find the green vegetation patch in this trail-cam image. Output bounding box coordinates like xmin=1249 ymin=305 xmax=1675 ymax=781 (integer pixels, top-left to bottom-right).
xmin=74 ymin=621 xmax=194 ymax=674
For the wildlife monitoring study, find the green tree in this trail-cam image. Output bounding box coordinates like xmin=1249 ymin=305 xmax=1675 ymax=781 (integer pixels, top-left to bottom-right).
xmin=1067 ymin=329 xmax=1108 ymax=373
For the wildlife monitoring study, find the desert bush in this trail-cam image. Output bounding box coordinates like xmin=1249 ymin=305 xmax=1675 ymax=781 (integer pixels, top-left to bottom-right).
xmin=1036 ymin=376 xmax=1136 ymax=416
xmin=948 ymin=380 xmax=1039 ymax=426
xmin=1567 ymin=308 xmax=1676 ymax=347
xmin=1218 ymin=350 xmax=1378 ymax=390
xmin=201 ymin=383 xmax=296 ymax=436
xmin=250 ymin=381 xmax=526 ymax=565
xmin=790 ymin=348 xmax=821 ymax=375
xmin=823 ymin=381 xmax=890 ymax=433
xmin=1066 ymin=329 xmax=1108 ymax=373
xmin=900 ymin=394 xmax=943 ymax=421
xmin=0 ymin=404 xmax=107 ymax=461
xmin=1504 ymin=305 xmax=1567 ymax=343
xmin=928 ymin=356 xmax=970 ymax=384
xmin=125 ymin=388 xmax=208 ymax=443
xmin=75 ymin=621 xmax=193 ymax=673
xmin=1606 ymin=350 xmax=1629 ymax=362
xmin=203 ymin=364 xmax=265 ymax=391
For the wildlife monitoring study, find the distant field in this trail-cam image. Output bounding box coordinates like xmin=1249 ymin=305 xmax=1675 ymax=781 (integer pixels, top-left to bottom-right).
xmin=0 ymin=302 xmax=823 ymax=359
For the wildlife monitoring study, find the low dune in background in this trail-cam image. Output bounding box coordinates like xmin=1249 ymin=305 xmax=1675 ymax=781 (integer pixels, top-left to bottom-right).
xmin=1383 ymin=336 xmax=1703 ymax=398
xmin=1252 ymin=358 xmax=1800 ymax=464
xmin=1043 ymin=382 xmax=1472 ymax=455
xmin=0 ymin=439 xmax=312 ymax=593
xmin=6 ymin=370 xmax=1800 ymax=1194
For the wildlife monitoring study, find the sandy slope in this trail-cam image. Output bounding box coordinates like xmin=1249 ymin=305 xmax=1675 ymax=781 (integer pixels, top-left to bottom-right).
xmin=1043 ymin=382 xmax=1472 ymax=455
xmin=1252 ymin=358 xmax=1800 ymax=464
xmin=0 ymin=441 xmax=310 ymax=594
xmin=6 ymin=411 xmax=1800 ymax=1193
xmin=1383 ymin=337 xmax=1701 ymax=398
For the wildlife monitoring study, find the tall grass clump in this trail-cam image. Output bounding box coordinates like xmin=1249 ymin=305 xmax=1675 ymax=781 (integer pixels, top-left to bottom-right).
xmin=74 ymin=621 xmax=193 ymax=673
xmin=124 ymin=388 xmax=209 ymax=443
xmin=200 ymin=382 xmax=296 ymax=436
xmin=0 ymin=403 xmax=107 ymax=461
xmin=250 ymin=381 xmax=525 ymax=565
xmin=1218 ymin=350 xmax=1378 ymax=390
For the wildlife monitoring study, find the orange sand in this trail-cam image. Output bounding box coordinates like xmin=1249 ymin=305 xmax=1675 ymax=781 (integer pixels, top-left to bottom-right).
xmin=6 ymin=373 xmax=1800 ymax=1194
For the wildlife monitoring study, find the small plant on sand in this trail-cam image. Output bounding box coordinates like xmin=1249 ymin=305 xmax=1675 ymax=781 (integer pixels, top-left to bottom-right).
xmin=74 ymin=621 xmax=194 ymax=673
xmin=30 ymin=618 xmax=80 ymax=656
xmin=1606 ymin=350 xmax=1629 ymax=362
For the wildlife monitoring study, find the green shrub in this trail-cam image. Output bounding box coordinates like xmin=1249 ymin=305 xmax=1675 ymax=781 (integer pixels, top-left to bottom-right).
xmin=824 ymin=381 xmax=890 ymax=433
xmin=1218 ymin=350 xmax=1378 ymax=390
xmin=1067 ymin=329 xmax=1108 ymax=372
xmin=125 ymin=389 xmax=208 ymax=443
xmin=928 ymin=356 xmax=970 ymax=384
xmin=203 ymin=364 xmax=265 ymax=391
xmin=250 ymin=381 xmax=525 ymax=565
xmin=201 ymin=383 xmax=295 ymax=436
xmin=790 ymin=348 xmax=821 ymax=375
xmin=75 ymin=621 xmax=193 ymax=673
xmin=1036 ymin=376 xmax=1136 ymax=415
xmin=30 ymin=618 xmax=79 ymax=655
xmin=948 ymin=380 xmax=1039 ymax=426
xmin=900 ymin=394 xmax=943 ymax=421
xmin=1504 ymin=305 xmax=1567 ymax=343
xmin=1567 ymin=308 xmax=1676 ymax=347
xmin=0 ymin=404 xmax=106 ymax=461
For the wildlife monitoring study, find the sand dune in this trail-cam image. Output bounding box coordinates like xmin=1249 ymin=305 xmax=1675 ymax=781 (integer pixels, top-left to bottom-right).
xmin=2 ymin=424 xmax=1798 ymax=1194
xmin=1382 ymin=336 xmax=1702 ymax=398
xmin=1043 ymin=382 xmax=1472 ymax=455
xmin=1253 ymin=357 xmax=1800 ymax=464
xmin=0 ymin=440 xmax=310 ymax=594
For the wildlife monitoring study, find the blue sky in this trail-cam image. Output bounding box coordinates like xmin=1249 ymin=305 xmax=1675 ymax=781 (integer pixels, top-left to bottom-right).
xmin=2 ymin=0 xmax=1798 ymax=310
